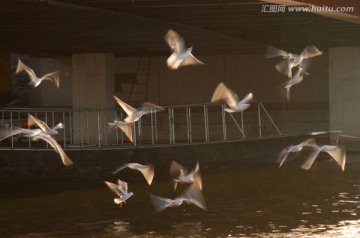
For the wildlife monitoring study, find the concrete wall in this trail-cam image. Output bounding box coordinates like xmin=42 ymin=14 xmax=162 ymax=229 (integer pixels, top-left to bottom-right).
xmin=329 ymin=47 xmax=360 ymax=135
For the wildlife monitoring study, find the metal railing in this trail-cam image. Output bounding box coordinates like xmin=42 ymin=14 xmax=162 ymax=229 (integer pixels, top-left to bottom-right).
xmin=0 ymin=102 xmax=281 ymax=150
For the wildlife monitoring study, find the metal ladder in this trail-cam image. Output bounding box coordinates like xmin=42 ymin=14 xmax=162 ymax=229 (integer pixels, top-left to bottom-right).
xmin=127 ymin=57 xmax=150 ymax=106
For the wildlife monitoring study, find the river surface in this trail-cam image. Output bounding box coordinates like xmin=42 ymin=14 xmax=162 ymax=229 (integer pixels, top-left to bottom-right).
xmin=1 ymin=154 xmax=360 ymax=237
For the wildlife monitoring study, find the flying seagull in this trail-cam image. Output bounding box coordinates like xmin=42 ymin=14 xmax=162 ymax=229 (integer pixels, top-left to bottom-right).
xmin=278 ymin=138 xmax=318 ymax=168
xmin=265 ymin=45 xmax=322 ymax=79
xmin=0 ymin=114 xmax=72 ymax=166
xmin=113 ymin=95 xmax=164 ymax=123
xmin=301 ymin=145 xmax=346 ymax=171
xmin=16 ymin=59 xmax=60 ymax=88
xmin=112 ymin=163 xmax=155 ymax=185
xmin=150 ymin=184 xmax=206 ymax=212
xmin=105 ymin=180 xmax=134 ymax=207
xmin=170 ymin=161 xmax=202 ymax=190
xmin=165 ymin=29 xmax=204 ymax=70
xmin=211 ymin=82 xmax=253 ymax=113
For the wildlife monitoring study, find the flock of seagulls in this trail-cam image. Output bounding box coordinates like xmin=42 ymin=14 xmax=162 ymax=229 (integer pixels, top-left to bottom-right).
xmin=265 ymin=45 xmax=323 ymax=101
xmin=278 ymin=138 xmax=346 ymax=171
xmin=105 ymin=161 xmax=206 ymax=212
xmin=0 ymin=28 xmax=348 ymax=212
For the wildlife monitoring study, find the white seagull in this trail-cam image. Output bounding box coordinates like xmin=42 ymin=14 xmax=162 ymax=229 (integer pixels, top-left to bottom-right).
xmin=265 ymin=45 xmax=322 ymax=78
xmin=278 ymin=138 xmax=318 ymax=168
xmin=211 ymin=82 xmax=253 ymax=113
xmin=112 ymin=163 xmax=155 ymax=185
xmin=108 ymin=119 xmax=133 ymax=142
xmin=0 ymin=115 xmax=72 ymax=166
xmin=113 ymin=95 xmax=164 ymax=124
xmin=28 ymin=114 xmax=64 ymax=136
xmin=170 ymin=161 xmax=202 ymax=190
xmin=301 ymin=145 xmax=346 ymax=171
xmin=105 ymin=180 xmax=134 ymax=207
xmin=165 ymin=29 xmax=204 ymax=70
xmin=283 ymin=66 xmax=309 ymax=101
xmin=150 ymin=184 xmax=206 ymax=212
xmin=16 ymin=59 xmax=60 ymax=88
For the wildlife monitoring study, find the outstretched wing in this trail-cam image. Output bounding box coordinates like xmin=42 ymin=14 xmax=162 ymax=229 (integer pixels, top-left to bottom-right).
xmin=301 ymin=147 xmax=322 ymax=170
xmin=238 ymin=92 xmax=253 ymax=105
xmin=301 ymin=45 xmax=323 ymax=59
xmin=170 ymin=160 xmax=188 ymax=179
xmin=16 ymin=59 xmax=37 ymax=80
xmin=28 ymin=114 xmax=51 ymax=133
xmin=165 ymin=29 xmax=185 ymax=53
xmin=141 ymin=102 xmax=165 ymax=113
xmin=0 ymin=127 xmax=27 ymax=141
xmin=179 ymin=53 xmax=204 ymax=67
xmin=42 ymin=71 xmax=60 ymax=88
xmin=150 ymin=194 xmax=172 ymax=212
xmin=118 ymin=123 xmax=133 ymax=142
xmin=135 ymin=164 xmax=155 ymax=185
xmin=113 ymin=95 xmax=137 ymax=116
xmin=325 ymin=146 xmax=346 ymax=171
xmin=32 ymin=134 xmax=73 ymax=166
xmin=182 ymin=183 xmax=207 ymax=211
xmin=265 ymin=45 xmax=289 ymax=59
xmin=211 ymin=82 xmax=239 ymax=108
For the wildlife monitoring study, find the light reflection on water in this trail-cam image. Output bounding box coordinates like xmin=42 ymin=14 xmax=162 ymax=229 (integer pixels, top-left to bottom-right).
xmin=1 ymin=155 xmax=360 ymax=237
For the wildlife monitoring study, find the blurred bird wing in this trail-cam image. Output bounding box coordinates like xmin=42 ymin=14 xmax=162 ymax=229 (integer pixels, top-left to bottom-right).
xmin=112 ymin=163 xmax=129 ymax=174
xmin=150 ymin=194 xmax=172 ymax=212
xmin=301 ymin=147 xmax=322 ymax=170
xmin=0 ymin=127 xmax=26 ymax=141
xmin=302 ymin=137 xmax=318 ymax=148
xmin=275 ymin=60 xmax=292 ymax=79
xmin=166 ymin=53 xmax=183 ymax=70
xmin=238 ymin=92 xmax=253 ymax=105
xmin=42 ymin=71 xmax=60 ymax=88
xmin=135 ymin=164 xmax=155 ymax=185
xmin=325 ymin=146 xmax=346 ymax=171
xmin=170 ymin=160 xmax=188 ymax=179
xmin=190 ymin=162 xmax=203 ymax=190
xmin=113 ymin=95 xmax=137 ymax=116
xmin=112 ymin=163 xmax=155 ymax=185
xmin=28 ymin=114 xmax=51 ymax=132
xmin=278 ymin=147 xmax=290 ymax=167
xmin=117 ymin=179 xmax=129 ymax=193
xmin=124 ymin=112 xmax=144 ymax=123
xmin=141 ymin=102 xmax=165 ymax=113
xmin=118 ymin=123 xmax=133 ymax=142
xmin=16 ymin=59 xmax=37 ymax=79
xmin=182 ymin=184 xmax=207 ymax=211
xmin=105 ymin=181 xmax=119 ymax=193
xmin=301 ymin=45 xmax=323 ymax=59
xmin=33 ymin=134 xmax=73 ymax=166
xmin=211 ymin=82 xmax=239 ymax=107
xmin=265 ymin=45 xmax=289 ymax=58
xmin=180 ymin=53 xmax=204 ymax=67
xmin=165 ymin=29 xmax=185 ymax=53
xmin=52 ymin=122 xmax=64 ymax=131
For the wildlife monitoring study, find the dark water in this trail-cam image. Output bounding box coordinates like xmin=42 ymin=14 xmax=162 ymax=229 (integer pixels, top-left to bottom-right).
xmin=2 ymin=155 xmax=360 ymax=237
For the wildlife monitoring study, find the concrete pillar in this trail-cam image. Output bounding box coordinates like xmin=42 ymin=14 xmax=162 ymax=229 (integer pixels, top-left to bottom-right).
xmin=72 ymin=53 xmax=115 ymax=145
xmin=329 ymin=47 xmax=360 ymax=135
xmin=0 ymin=52 xmax=12 ymax=105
